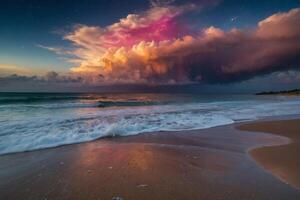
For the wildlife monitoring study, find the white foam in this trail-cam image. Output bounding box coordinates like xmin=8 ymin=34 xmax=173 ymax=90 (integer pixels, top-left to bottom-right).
xmin=1 ymin=98 xmax=300 ymax=155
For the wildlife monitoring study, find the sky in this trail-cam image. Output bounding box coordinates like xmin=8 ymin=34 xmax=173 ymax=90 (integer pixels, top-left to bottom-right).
xmin=0 ymin=0 xmax=300 ymax=93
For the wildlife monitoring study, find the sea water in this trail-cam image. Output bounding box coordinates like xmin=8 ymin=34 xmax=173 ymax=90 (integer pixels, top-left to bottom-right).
xmin=0 ymin=93 xmax=300 ymax=155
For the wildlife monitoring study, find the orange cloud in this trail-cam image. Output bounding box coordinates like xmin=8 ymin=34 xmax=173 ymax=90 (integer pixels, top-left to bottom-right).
xmin=46 ymin=7 xmax=300 ymax=85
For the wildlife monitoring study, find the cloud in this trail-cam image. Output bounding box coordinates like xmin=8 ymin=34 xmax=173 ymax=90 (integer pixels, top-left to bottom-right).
xmin=36 ymin=45 xmax=73 ymax=56
xmin=65 ymin=4 xmax=194 ymax=49
xmin=0 ymin=72 xmax=83 ymax=87
xmin=276 ymin=70 xmax=300 ymax=84
xmin=44 ymin=7 xmax=300 ymax=85
xmin=150 ymin=0 xmax=175 ymax=7
xmin=0 ymin=64 xmax=33 ymax=76
xmin=256 ymin=8 xmax=300 ymax=39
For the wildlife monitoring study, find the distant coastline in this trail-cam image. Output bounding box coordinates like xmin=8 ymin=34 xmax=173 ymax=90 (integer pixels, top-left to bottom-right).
xmin=256 ymin=89 xmax=300 ymax=96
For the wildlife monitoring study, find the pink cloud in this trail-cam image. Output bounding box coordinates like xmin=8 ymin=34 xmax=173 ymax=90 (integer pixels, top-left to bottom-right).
xmin=103 ymin=15 xmax=182 ymax=47
xmin=48 ymin=6 xmax=300 ymax=85
xmin=65 ymin=4 xmax=194 ymax=50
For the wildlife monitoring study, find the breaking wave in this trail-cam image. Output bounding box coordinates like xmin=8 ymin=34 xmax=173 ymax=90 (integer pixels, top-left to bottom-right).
xmin=0 ymin=93 xmax=300 ymax=155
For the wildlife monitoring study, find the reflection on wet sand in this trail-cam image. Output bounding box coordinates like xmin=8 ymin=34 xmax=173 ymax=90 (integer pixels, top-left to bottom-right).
xmin=1 ymin=123 xmax=300 ymax=200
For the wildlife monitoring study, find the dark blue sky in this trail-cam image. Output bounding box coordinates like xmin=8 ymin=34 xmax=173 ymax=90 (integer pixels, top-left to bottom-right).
xmin=1 ymin=0 xmax=299 ymax=72
xmin=0 ymin=0 xmax=300 ymax=92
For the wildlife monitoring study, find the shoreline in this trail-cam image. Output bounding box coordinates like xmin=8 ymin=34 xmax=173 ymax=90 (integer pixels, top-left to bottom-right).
xmin=237 ymin=119 xmax=300 ymax=190
xmin=1 ymin=114 xmax=299 ymax=156
xmin=1 ymin=117 xmax=300 ymax=199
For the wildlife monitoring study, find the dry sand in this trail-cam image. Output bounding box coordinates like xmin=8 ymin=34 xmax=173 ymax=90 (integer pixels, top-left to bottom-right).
xmin=238 ymin=119 xmax=300 ymax=190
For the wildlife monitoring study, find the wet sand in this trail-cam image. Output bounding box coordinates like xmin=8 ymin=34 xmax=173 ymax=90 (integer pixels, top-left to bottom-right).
xmin=0 ymin=120 xmax=300 ymax=200
xmin=238 ymin=119 xmax=300 ymax=190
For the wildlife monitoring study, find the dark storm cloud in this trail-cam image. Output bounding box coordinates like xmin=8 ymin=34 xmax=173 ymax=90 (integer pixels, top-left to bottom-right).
xmin=62 ymin=7 xmax=300 ymax=85
xmin=0 ymin=72 xmax=83 ymax=92
xmin=2 ymin=7 xmax=300 ymax=93
xmin=0 ymin=72 xmax=82 ymax=84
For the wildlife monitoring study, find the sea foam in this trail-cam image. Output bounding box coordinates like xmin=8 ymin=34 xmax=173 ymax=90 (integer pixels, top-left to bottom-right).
xmin=1 ymin=94 xmax=300 ymax=155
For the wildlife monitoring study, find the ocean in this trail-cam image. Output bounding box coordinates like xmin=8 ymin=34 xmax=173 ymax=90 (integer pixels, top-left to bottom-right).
xmin=0 ymin=92 xmax=300 ymax=155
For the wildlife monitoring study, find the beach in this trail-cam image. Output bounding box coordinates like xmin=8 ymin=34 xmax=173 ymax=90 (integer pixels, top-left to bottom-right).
xmin=2 ymin=0 xmax=300 ymax=199
xmin=1 ymin=118 xmax=300 ymax=200
xmin=238 ymin=119 xmax=300 ymax=190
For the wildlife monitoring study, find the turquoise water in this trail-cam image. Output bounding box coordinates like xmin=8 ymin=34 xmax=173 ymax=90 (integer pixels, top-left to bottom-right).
xmin=1 ymin=93 xmax=300 ymax=155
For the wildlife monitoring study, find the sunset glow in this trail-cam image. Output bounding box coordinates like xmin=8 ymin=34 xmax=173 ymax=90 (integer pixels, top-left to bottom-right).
xmin=1 ymin=2 xmax=300 ymax=199
xmin=1 ymin=0 xmax=300 ymax=92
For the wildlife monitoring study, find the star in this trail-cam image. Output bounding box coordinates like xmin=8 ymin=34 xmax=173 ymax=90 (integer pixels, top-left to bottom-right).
xmin=231 ymin=16 xmax=238 ymax=22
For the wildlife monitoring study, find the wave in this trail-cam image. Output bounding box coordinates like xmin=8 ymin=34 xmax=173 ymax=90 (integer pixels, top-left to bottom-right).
xmin=0 ymin=100 xmax=164 ymax=109
xmin=1 ymin=96 xmax=300 ymax=155
xmin=0 ymin=94 xmax=92 ymax=104
xmin=97 ymin=100 xmax=163 ymax=107
xmin=0 ymin=110 xmax=235 ymax=155
xmin=0 ymin=102 xmax=99 ymax=109
xmin=0 ymin=93 xmax=169 ymax=108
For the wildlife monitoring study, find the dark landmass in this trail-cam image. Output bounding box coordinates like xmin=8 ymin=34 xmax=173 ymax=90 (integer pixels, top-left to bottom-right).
xmin=256 ymin=89 xmax=300 ymax=96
